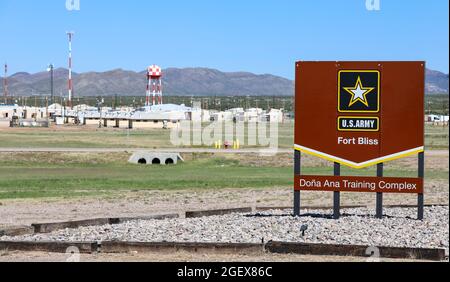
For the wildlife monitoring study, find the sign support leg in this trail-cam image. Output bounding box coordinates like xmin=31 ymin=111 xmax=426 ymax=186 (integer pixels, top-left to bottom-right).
xmin=333 ymin=162 xmax=341 ymax=219
xmin=418 ymin=152 xmax=425 ymax=220
xmin=376 ymin=163 xmax=384 ymax=219
xmin=294 ymin=191 xmax=300 ymax=217
xmin=294 ymin=150 xmax=301 ymax=216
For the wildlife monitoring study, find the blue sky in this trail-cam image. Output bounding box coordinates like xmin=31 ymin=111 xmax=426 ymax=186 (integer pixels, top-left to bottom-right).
xmin=0 ymin=0 xmax=448 ymax=79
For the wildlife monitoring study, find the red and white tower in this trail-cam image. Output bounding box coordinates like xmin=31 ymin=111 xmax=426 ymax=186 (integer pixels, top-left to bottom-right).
xmin=67 ymin=31 xmax=74 ymax=108
xmin=146 ymin=65 xmax=163 ymax=106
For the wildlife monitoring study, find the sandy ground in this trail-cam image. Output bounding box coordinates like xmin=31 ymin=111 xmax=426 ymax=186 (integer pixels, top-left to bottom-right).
xmin=0 ymin=151 xmax=447 ymax=227
xmin=0 ymin=250 xmax=428 ymax=262
xmin=229 ymin=150 xmax=450 ymax=169
xmin=0 ymin=183 xmax=448 ymax=228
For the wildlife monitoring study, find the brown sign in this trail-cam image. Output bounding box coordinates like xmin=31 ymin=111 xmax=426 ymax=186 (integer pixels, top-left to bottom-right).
xmin=295 ymin=175 xmax=424 ymax=194
xmin=295 ymin=61 xmax=425 ymax=169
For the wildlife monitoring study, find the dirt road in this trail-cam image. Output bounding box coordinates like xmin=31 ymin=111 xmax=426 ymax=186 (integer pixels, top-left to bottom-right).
xmin=0 ymin=250 xmax=426 ymax=262
xmin=0 ymin=148 xmax=291 ymax=154
xmin=1 ymin=185 xmax=448 ymax=228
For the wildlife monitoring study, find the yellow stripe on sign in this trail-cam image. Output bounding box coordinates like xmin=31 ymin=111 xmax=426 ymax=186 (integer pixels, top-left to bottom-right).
xmin=293 ymin=145 xmax=424 ymax=169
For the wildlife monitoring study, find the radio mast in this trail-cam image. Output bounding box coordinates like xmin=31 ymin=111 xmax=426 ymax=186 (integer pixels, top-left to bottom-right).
xmin=3 ymin=63 xmax=8 ymax=104
xmin=67 ymin=32 xmax=75 ymax=108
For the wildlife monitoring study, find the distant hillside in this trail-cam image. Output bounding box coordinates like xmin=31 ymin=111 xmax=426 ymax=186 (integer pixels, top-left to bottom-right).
xmin=0 ymin=67 xmax=448 ymax=97
xmin=0 ymin=68 xmax=293 ymax=97
xmin=426 ymin=69 xmax=449 ymax=94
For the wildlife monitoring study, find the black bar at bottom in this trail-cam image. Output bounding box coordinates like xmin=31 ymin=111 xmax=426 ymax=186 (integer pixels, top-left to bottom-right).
xmin=333 ymin=163 xmax=341 ymax=219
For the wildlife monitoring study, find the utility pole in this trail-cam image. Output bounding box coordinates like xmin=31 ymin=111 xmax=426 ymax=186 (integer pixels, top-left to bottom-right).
xmin=46 ymin=96 xmax=49 ymax=120
xmin=443 ymin=101 xmax=448 ymax=128
xmin=97 ymin=97 xmax=104 ymax=128
xmin=47 ymin=64 xmax=54 ymax=105
xmin=67 ymin=32 xmax=75 ymax=108
xmin=3 ymin=63 xmax=8 ymax=104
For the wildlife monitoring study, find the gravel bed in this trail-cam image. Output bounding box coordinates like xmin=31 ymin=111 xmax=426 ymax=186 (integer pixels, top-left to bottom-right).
xmin=1 ymin=206 xmax=448 ymax=253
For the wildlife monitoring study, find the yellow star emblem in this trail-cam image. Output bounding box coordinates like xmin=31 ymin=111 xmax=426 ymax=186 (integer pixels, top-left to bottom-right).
xmin=343 ymin=76 xmax=375 ymax=107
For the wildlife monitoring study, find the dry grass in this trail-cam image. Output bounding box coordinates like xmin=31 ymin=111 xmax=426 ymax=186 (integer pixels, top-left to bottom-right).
xmin=0 ymin=152 xmax=129 ymax=165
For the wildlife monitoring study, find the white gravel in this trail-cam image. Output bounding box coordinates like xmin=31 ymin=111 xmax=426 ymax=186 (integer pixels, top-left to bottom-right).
xmin=1 ymin=206 xmax=448 ymax=252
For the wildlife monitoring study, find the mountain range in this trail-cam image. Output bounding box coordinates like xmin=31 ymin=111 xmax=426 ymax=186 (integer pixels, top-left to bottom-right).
xmin=0 ymin=67 xmax=448 ymax=97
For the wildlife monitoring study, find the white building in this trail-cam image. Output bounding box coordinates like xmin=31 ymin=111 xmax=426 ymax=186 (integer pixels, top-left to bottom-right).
xmin=266 ymin=109 xmax=284 ymax=123
xmin=427 ymin=115 xmax=450 ymax=123
xmin=0 ymin=104 xmax=18 ymax=119
xmin=210 ymin=111 xmax=234 ymax=122
xmin=245 ymin=108 xmax=263 ymax=122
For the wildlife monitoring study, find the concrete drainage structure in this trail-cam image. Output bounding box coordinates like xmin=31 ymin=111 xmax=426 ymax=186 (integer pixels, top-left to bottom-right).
xmin=129 ymin=152 xmax=184 ymax=165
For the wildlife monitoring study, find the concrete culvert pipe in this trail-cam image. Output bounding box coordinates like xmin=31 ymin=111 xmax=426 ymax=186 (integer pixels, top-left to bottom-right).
xmin=129 ymin=152 xmax=184 ymax=165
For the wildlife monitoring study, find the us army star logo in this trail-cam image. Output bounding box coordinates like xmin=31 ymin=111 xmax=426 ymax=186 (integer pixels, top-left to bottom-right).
xmin=338 ymin=70 xmax=380 ymax=113
xmin=343 ymin=76 xmax=374 ymax=107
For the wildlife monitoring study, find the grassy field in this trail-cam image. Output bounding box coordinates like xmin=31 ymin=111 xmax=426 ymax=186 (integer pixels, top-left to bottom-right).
xmin=0 ymin=122 xmax=447 ymax=200
xmin=0 ymin=123 xmax=447 ymax=149
xmin=0 ymin=153 xmax=447 ymax=200
xmin=425 ymin=125 xmax=450 ymax=149
xmin=0 ymin=123 xmax=295 ymax=149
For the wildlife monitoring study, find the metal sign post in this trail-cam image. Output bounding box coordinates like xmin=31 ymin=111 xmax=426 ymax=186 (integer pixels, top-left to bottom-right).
xmin=418 ymin=152 xmax=425 ymax=220
xmin=376 ymin=163 xmax=384 ymax=219
xmin=294 ymin=150 xmax=301 ymax=216
xmin=333 ymin=163 xmax=341 ymax=219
